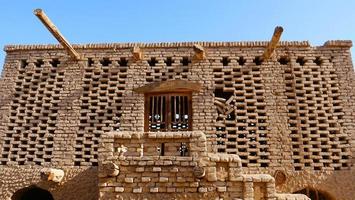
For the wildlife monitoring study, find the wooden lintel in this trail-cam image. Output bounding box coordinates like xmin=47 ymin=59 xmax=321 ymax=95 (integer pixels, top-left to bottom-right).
xmin=34 ymin=9 xmax=81 ymax=60
xmin=193 ymin=44 xmax=206 ymax=61
xmin=133 ymin=80 xmax=202 ymax=93
xmin=262 ymin=26 xmax=284 ymax=61
xmin=132 ymin=46 xmax=143 ymax=61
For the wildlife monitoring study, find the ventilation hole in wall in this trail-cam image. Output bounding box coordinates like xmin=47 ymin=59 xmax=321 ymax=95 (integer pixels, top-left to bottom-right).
xmin=20 ymin=59 xmax=28 ymax=68
xmin=222 ymin=57 xmax=230 ymax=66
xmin=35 ymin=59 xmax=44 ymax=68
xmin=330 ymin=56 xmax=334 ymax=63
xmin=148 ymin=57 xmax=157 ymax=66
xmin=278 ymin=56 xmax=290 ymax=65
xmin=88 ymin=58 xmax=94 ymax=67
xmin=296 ymin=57 xmax=306 ymax=66
xmin=214 ymin=89 xmax=233 ymax=100
xmin=100 ymin=58 xmax=112 ymax=66
xmin=238 ymin=57 xmax=246 ymax=66
xmin=118 ymin=57 xmax=128 ymax=66
xmin=181 ymin=57 xmax=190 ymax=66
xmin=253 ymin=56 xmax=263 ymax=65
xmin=314 ymin=57 xmax=322 ymax=66
xmin=50 ymin=59 xmax=60 ymax=68
xmin=165 ymin=57 xmax=173 ymax=66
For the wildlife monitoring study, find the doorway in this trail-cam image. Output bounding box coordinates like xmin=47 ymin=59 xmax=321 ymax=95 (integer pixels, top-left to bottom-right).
xmin=12 ymin=186 xmax=54 ymax=200
xmin=294 ymin=188 xmax=333 ymax=200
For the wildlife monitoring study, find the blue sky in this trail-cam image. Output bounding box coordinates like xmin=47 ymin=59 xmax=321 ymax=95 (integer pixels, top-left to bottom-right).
xmin=0 ymin=0 xmax=354 ymax=72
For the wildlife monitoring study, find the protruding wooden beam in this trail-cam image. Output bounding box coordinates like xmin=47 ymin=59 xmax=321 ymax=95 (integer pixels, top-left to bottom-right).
xmin=132 ymin=46 xmax=143 ymax=61
xmin=262 ymin=26 xmax=284 ymax=61
xmin=193 ymin=44 xmax=206 ymax=61
xmin=34 ymin=9 xmax=81 ymax=60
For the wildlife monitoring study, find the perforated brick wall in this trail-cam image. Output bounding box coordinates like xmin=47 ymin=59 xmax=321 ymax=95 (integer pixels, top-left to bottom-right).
xmin=0 ymin=41 xmax=354 ymax=199
xmin=213 ymin=57 xmax=269 ymax=168
xmin=1 ymin=59 xmax=64 ymax=165
xmin=284 ymin=56 xmax=351 ymax=171
xmin=75 ymin=58 xmax=128 ymax=166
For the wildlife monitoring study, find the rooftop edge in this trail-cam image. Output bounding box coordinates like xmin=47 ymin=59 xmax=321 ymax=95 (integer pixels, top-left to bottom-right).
xmin=3 ymin=40 xmax=352 ymax=52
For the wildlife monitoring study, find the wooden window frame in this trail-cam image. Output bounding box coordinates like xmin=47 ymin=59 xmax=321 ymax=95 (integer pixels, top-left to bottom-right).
xmin=144 ymin=92 xmax=192 ymax=132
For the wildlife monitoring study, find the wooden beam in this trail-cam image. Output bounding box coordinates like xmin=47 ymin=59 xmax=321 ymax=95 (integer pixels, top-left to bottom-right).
xmin=133 ymin=80 xmax=202 ymax=93
xmin=192 ymin=44 xmax=206 ymax=61
xmin=132 ymin=46 xmax=143 ymax=61
xmin=34 ymin=9 xmax=81 ymax=60
xmin=262 ymin=26 xmax=283 ymax=61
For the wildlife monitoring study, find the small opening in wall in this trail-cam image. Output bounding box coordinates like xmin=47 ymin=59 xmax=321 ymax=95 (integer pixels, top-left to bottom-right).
xmin=278 ymin=56 xmax=290 ymax=65
xmin=238 ymin=56 xmax=246 ymax=66
xmin=50 ymin=59 xmax=60 ymax=68
xmin=100 ymin=58 xmax=112 ymax=66
xmin=119 ymin=57 xmax=128 ymax=66
xmin=314 ymin=57 xmax=322 ymax=66
xmin=165 ymin=57 xmax=173 ymax=66
xmin=35 ymin=59 xmax=44 ymax=68
xmin=221 ymin=57 xmax=230 ymax=66
xmin=88 ymin=58 xmax=94 ymax=67
xmin=181 ymin=57 xmax=190 ymax=66
xmin=20 ymin=59 xmax=28 ymax=68
xmin=253 ymin=56 xmax=263 ymax=65
xmin=296 ymin=57 xmax=306 ymax=66
xmin=148 ymin=57 xmax=157 ymax=66
xmin=260 ymin=163 xmax=268 ymax=167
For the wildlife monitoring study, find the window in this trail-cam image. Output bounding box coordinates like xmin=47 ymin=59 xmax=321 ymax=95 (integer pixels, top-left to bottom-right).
xmin=145 ymin=93 xmax=192 ymax=132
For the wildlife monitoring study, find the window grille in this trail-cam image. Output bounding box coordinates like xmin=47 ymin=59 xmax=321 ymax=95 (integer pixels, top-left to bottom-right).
xmin=145 ymin=93 xmax=192 ymax=132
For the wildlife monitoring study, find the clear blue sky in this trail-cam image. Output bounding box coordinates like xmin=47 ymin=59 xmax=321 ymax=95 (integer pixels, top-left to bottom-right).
xmin=1 ymin=0 xmax=354 ymax=72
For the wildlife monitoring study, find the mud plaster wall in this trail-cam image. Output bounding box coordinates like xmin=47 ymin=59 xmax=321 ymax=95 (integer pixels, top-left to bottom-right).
xmin=0 ymin=41 xmax=354 ymax=199
xmin=0 ymin=166 xmax=98 ymax=200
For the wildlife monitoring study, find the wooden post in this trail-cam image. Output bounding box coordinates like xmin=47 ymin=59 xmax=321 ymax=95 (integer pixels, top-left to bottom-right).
xmin=34 ymin=9 xmax=81 ymax=60
xmin=262 ymin=26 xmax=283 ymax=61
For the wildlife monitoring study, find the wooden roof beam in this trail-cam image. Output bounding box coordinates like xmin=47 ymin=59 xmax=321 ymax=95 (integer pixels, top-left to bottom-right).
xmin=262 ymin=26 xmax=284 ymax=61
xmin=34 ymin=9 xmax=81 ymax=60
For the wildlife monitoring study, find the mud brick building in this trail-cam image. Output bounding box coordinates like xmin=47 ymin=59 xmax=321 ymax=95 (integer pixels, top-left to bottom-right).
xmin=0 ymin=10 xmax=354 ymax=200
xmin=0 ymin=39 xmax=353 ymax=200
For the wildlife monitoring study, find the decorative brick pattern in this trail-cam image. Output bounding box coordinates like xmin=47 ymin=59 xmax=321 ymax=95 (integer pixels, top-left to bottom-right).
xmin=75 ymin=58 xmax=128 ymax=166
xmin=213 ymin=57 xmax=269 ymax=167
xmin=1 ymin=59 xmax=63 ymax=165
xmin=145 ymin=56 xmax=191 ymax=82
xmin=0 ymin=40 xmax=354 ymax=200
xmin=284 ymin=57 xmax=351 ymax=170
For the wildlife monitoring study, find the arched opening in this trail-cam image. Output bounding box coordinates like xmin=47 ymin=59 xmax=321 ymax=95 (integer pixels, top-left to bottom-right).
xmin=12 ymin=186 xmax=54 ymax=200
xmin=294 ymin=188 xmax=333 ymax=200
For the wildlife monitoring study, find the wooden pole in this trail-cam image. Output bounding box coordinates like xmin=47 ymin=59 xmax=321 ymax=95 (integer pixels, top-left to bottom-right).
xmin=34 ymin=9 xmax=81 ymax=60
xmin=262 ymin=26 xmax=283 ymax=61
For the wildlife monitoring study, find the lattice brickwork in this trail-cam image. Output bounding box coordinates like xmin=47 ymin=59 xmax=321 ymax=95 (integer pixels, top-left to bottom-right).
xmin=1 ymin=59 xmax=63 ymax=165
xmin=74 ymin=58 xmax=128 ymax=166
xmin=284 ymin=57 xmax=351 ymax=170
xmin=213 ymin=57 xmax=269 ymax=167
xmin=145 ymin=56 xmax=191 ymax=82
